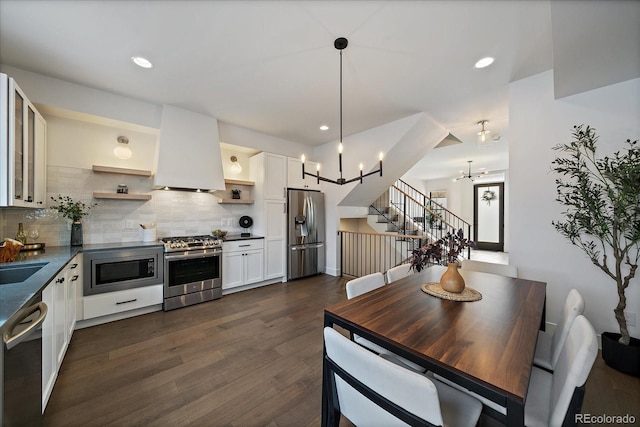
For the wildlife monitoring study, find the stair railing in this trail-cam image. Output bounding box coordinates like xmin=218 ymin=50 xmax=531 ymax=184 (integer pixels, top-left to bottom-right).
xmin=339 ymin=230 xmax=425 ymax=278
xmin=344 ymin=180 xmax=473 ymax=278
xmin=390 ymin=183 xmax=472 ymax=260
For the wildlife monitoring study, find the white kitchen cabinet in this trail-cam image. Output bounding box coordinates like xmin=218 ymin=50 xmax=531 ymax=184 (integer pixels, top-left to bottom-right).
xmin=222 ymin=251 xmax=243 ymax=289
xmin=287 ymin=157 xmax=321 ymax=191
xmin=82 ymin=284 xmax=163 ymax=320
xmin=41 ymin=282 xmax=55 ymax=412
xmin=263 ymin=153 xmax=287 ymax=200
xmin=52 ymin=270 xmax=67 ymax=367
xmin=250 ymin=153 xmax=287 ymax=281
xmin=66 ymin=255 xmax=81 ymax=336
xmin=222 ymin=239 xmax=264 ymax=290
xmin=0 ymin=73 xmax=47 ymax=207
xmin=72 ymin=254 xmax=84 ymax=321
xmin=42 ymin=256 xmax=78 ymax=411
xmin=263 ymin=200 xmax=286 ymax=279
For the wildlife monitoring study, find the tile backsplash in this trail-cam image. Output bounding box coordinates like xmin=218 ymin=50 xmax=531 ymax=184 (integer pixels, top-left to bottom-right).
xmin=0 ymin=166 xmax=250 ymax=246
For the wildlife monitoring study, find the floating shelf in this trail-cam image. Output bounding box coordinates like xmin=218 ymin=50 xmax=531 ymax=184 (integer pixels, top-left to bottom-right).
xmin=224 ymin=179 xmax=254 ymax=186
xmin=93 ymin=192 xmax=152 ymax=201
xmin=217 ymin=198 xmax=254 ymax=204
xmin=92 ymin=165 xmax=153 ymax=177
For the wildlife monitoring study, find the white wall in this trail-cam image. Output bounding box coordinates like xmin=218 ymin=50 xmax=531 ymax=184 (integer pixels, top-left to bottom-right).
xmin=46 ymin=115 xmax=158 ymax=171
xmin=509 ymin=71 xmax=640 ymax=339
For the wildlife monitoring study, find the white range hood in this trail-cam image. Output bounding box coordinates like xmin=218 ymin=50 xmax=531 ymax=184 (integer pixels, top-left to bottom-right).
xmin=154 ymin=104 xmax=225 ymax=191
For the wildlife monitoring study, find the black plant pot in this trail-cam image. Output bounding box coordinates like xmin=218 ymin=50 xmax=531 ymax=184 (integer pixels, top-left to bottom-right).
xmin=601 ymin=332 xmax=640 ymax=377
xmin=70 ymin=222 xmax=83 ymax=246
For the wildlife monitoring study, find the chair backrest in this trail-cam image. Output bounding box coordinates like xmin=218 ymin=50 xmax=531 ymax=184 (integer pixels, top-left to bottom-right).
xmin=323 ymin=327 xmax=444 ymax=426
xmin=386 ymin=264 xmax=413 ymax=283
xmin=550 ymin=289 xmax=586 ymax=369
xmin=460 ymin=259 xmax=518 ymax=278
xmin=548 ymin=315 xmax=597 ymax=426
xmin=346 ymin=272 xmax=385 ymax=299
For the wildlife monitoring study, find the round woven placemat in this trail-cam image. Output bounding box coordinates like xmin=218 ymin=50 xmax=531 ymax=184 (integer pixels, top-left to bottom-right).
xmin=421 ymin=282 xmax=482 ymax=302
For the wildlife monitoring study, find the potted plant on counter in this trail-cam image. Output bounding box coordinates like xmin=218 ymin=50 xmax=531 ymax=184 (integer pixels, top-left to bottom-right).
xmin=551 ymin=125 xmax=639 ymax=376
xmin=50 ymin=195 xmax=97 ymax=246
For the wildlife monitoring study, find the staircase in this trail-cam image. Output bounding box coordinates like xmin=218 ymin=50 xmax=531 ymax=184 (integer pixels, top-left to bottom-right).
xmin=368 ymin=179 xmax=472 ymax=262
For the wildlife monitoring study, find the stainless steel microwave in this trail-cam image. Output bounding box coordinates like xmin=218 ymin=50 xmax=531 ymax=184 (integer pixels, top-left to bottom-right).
xmin=83 ymin=247 xmax=164 ymax=296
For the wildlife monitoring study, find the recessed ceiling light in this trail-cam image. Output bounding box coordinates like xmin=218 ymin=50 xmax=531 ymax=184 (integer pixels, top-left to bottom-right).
xmin=474 ymin=57 xmax=494 ymax=69
xmin=319 ymin=125 xmax=329 ymax=131
xmin=131 ymin=56 xmax=153 ymax=69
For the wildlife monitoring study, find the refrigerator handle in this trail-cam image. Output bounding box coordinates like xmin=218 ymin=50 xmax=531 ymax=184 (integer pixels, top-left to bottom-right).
xmin=283 ymin=202 xmax=286 ymax=214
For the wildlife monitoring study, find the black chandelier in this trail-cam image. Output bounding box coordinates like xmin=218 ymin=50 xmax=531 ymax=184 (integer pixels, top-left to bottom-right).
xmin=454 ymin=160 xmax=488 ymax=181
xmin=301 ymin=37 xmax=383 ymax=185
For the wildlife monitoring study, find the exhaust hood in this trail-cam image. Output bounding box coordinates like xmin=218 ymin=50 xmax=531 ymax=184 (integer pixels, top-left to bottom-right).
xmin=154 ymin=105 xmax=225 ymax=191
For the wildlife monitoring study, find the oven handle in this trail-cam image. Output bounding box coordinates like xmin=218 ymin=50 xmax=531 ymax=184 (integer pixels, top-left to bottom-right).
xmin=165 ymin=250 xmax=221 ymax=261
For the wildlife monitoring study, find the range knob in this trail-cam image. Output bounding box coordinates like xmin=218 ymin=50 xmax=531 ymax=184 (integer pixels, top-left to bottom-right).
xmin=170 ymin=242 xmax=177 ymax=248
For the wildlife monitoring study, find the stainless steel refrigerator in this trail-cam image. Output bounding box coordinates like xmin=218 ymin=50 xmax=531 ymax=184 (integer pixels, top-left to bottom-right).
xmin=287 ymin=189 xmax=325 ymax=280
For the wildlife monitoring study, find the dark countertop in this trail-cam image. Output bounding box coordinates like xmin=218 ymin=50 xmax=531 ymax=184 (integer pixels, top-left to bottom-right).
xmin=223 ymin=234 xmax=264 ymax=241
xmin=81 ymin=240 xmax=164 ymax=252
xmin=0 ymin=241 xmax=164 ymax=331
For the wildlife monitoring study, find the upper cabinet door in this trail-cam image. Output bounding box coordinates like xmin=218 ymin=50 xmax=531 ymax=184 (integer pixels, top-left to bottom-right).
xmin=264 ymin=153 xmax=287 ymax=200
xmin=1 ymin=74 xmax=47 ymax=208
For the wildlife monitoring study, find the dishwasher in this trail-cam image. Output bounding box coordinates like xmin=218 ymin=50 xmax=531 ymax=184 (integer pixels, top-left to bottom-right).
xmin=2 ymin=295 xmax=47 ymax=426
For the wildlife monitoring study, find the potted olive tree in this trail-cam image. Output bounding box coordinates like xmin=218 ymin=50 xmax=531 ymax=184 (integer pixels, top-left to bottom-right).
xmin=551 ymin=125 xmax=639 ymax=376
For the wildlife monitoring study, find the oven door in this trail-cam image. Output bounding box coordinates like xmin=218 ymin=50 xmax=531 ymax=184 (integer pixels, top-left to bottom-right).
xmin=164 ymin=249 xmax=221 ymax=298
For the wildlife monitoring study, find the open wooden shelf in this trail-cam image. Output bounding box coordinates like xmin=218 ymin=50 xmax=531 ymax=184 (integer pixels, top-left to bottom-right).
xmin=217 ymin=198 xmax=254 ymax=204
xmin=93 ymin=192 xmax=152 ymax=201
xmin=92 ymin=165 xmax=153 ymax=177
xmin=224 ymin=179 xmax=254 ymax=186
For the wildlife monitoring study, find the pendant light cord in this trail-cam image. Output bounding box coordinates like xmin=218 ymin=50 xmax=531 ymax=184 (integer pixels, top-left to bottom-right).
xmin=340 ymin=49 xmax=343 ymax=144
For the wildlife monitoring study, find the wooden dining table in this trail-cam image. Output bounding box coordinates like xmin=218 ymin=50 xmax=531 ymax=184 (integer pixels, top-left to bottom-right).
xmin=322 ymin=265 xmax=547 ymax=427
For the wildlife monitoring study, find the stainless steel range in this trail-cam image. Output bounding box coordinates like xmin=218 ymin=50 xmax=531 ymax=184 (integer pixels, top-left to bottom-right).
xmin=162 ymin=235 xmax=222 ymax=311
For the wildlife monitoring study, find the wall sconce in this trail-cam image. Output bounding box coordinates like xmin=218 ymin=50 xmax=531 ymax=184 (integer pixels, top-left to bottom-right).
xmin=113 ymin=136 xmax=132 ymax=159
xmin=229 ymin=156 xmax=243 ymax=174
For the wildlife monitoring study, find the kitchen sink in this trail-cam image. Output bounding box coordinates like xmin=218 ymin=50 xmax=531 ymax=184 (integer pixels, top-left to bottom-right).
xmin=0 ymin=263 xmax=47 ymax=285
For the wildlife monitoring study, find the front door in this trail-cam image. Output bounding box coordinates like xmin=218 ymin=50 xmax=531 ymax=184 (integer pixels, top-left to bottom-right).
xmin=473 ymin=182 xmax=504 ymax=251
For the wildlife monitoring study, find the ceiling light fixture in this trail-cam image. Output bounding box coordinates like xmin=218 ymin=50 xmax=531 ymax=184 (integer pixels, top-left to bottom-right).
xmin=301 ymin=37 xmax=382 ymax=185
xmin=113 ymin=136 xmax=132 ymax=159
xmin=474 ymin=57 xmax=494 ymax=69
xmin=229 ymin=156 xmax=243 ymax=174
xmin=131 ymin=56 xmax=153 ymax=69
xmin=477 ymin=120 xmax=491 ymax=144
xmin=454 ymin=160 xmax=488 ymax=182
xmin=319 ymin=125 xmax=329 ymax=131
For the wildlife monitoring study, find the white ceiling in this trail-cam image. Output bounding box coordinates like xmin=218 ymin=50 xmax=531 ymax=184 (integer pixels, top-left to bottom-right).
xmin=0 ymin=1 xmax=636 ymax=182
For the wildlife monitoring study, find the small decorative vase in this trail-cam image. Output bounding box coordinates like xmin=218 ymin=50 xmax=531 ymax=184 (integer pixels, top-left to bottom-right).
xmin=70 ymin=222 xmax=83 ymax=246
xmin=439 ymin=262 xmax=465 ymax=293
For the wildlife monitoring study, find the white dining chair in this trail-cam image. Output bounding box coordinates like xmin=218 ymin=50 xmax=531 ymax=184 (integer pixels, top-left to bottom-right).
xmin=534 ymin=288 xmax=585 ymax=371
xmin=323 ymin=327 xmax=482 ymax=427
xmin=385 ymin=264 xmax=413 ymax=283
xmin=460 ymin=259 xmax=518 ymax=278
xmin=345 ymin=272 xmax=385 ymax=299
xmin=430 ymin=315 xmax=597 ymax=427
xmin=345 ymin=273 xmax=425 ymax=373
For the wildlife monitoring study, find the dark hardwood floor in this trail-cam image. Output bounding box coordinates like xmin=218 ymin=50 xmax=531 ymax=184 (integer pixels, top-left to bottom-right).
xmin=44 ymin=275 xmax=640 ymax=426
